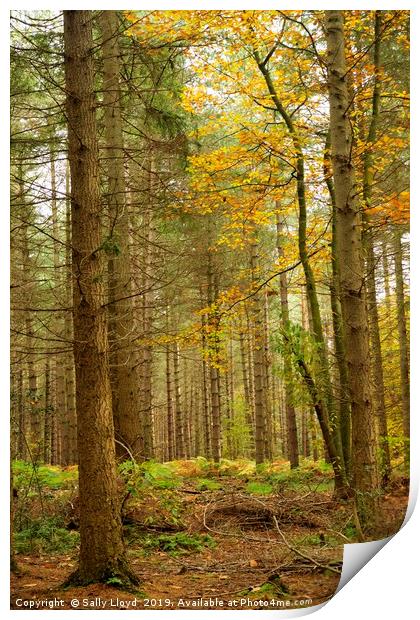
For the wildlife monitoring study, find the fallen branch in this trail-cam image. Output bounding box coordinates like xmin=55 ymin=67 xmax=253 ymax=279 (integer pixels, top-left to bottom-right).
xmin=272 ymin=516 xmax=341 ymax=575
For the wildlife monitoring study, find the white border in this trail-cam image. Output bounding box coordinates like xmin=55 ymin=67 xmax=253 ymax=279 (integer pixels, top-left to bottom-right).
xmin=2 ymin=3 xmax=418 ymax=619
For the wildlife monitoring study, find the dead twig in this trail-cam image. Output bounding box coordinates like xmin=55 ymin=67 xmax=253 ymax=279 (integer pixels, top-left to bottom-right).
xmin=272 ymin=516 xmax=341 ymax=575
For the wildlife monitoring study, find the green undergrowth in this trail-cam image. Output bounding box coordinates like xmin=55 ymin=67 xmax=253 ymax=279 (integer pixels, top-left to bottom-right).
xmin=245 ymin=481 xmax=273 ymax=495
xmin=196 ymin=478 xmax=222 ymax=491
xmin=128 ymin=531 xmax=216 ymax=557
xmin=13 ymin=516 xmax=79 ymax=555
xmin=119 ymin=460 xmax=182 ymax=492
xmin=262 ymin=459 xmax=334 ymax=493
xmin=13 ymin=460 xmax=78 ymax=494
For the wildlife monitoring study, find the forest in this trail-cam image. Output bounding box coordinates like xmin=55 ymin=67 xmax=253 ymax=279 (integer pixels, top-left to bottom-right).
xmin=10 ymin=9 xmax=409 ymax=610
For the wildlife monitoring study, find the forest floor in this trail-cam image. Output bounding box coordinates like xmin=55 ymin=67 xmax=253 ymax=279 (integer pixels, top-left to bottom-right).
xmin=10 ymin=458 xmax=408 ymax=610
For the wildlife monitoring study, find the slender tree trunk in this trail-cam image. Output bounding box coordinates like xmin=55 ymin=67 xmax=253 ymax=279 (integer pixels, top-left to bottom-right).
xmin=302 ymin=409 xmax=310 ymax=458
xmin=326 ymin=10 xmax=380 ymax=530
xmin=193 ymin=379 xmax=201 ymax=457
xmin=207 ymin=253 xmax=222 ymax=462
xmin=43 ymin=359 xmax=52 ymax=464
xmin=382 ymin=239 xmax=392 ymax=314
xmin=99 ymin=10 xmax=143 ymax=461
xmin=51 ymin=152 xmax=68 ymax=465
xmin=173 ymin=342 xmax=185 ymax=459
xmin=393 ymin=227 xmax=410 ymax=468
xmin=65 ymin=166 xmax=77 ymax=464
xmin=361 ymin=11 xmax=391 ymax=486
xmin=19 ymin=174 xmax=42 ymax=460
xmin=254 ymin=50 xmax=346 ymax=488
xmin=17 ymin=368 xmax=25 ymax=460
xmin=324 ymin=133 xmax=351 ymax=476
xmin=276 ymin=212 xmax=299 ymax=468
xmin=165 ymin=313 xmax=174 ymax=462
xmin=263 ymin=292 xmax=273 ymax=461
xmin=310 ymin=410 xmax=319 ymax=462
xmin=250 ymin=240 xmax=265 ymax=464
xmin=239 ymin=326 xmax=253 ymax=430
xmin=246 ymin=310 xmax=256 ymax=432
xmin=63 ymin=10 xmax=137 ymax=585
xmin=141 ymin=170 xmax=155 ymax=459
xmin=200 ymin=313 xmax=211 ymax=458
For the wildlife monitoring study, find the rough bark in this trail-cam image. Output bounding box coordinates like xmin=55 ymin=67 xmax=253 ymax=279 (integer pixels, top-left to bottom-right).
xmin=63 ymin=10 xmax=137 ymax=586
xmin=326 ymin=10 xmax=380 ymax=530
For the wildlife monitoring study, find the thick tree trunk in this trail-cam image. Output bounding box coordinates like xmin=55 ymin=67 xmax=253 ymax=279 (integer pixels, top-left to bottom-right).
xmin=99 ymin=10 xmax=143 ymax=461
xmin=326 ymin=10 xmax=380 ymax=531
xmin=63 ymin=10 xmax=137 ymax=586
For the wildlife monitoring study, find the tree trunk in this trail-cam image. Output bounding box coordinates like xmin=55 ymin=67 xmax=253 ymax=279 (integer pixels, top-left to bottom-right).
xmin=17 ymin=368 xmax=25 ymax=460
xmin=99 ymin=10 xmax=143 ymax=461
xmin=173 ymin=342 xmax=185 ymax=459
xmin=393 ymin=227 xmax=410 ymax=468
xmin=200 ymin=313 xmax=211 ymax=458
xmin=254 ymin=49 xmax=346 ymax=487
xmin=326 ymin=10 xmax=380 ymax=531
xmin=43 ymin=359 xmax=52 ymax=464
xmin=51 ymin=151 xmax=68 ymax=465
xmin=140 ymin=165 xmax=155 ymax=459
xmin=165 ymin=313 xmax=174 ymax=461
xmin=65 ymin=165 xmax=77 ymax=464
xmin=63 ymin=10 xmax=137 ymax=586
xmin=276 ymin=212 xmax=299 ymax=468
xmin=361 ymin=11 xmax=391 ymax=486
xmin=263 ymin=291 xmax=273 ymax=461
xmin=324 ymin=133 xmax=351 ymax=477
xmin=239 ymin=326 xmax=253 ymax=431
xmin=250 ymin=240 xmax=265 ymax=465
xmin=207 ymin=252 xmax=222 ymax=463
xmin=381 ymin=239 xmax=392 ymax=314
